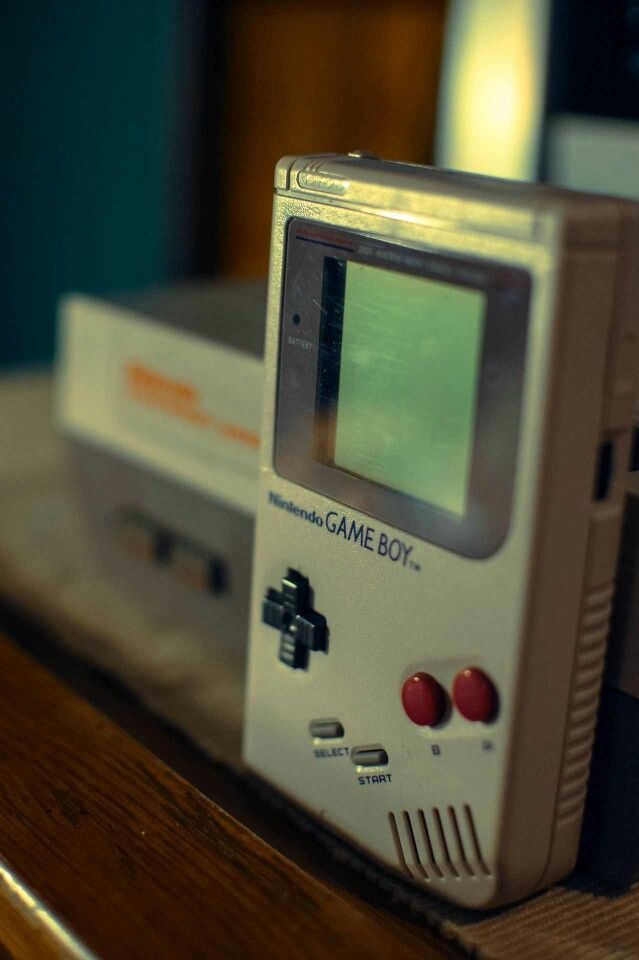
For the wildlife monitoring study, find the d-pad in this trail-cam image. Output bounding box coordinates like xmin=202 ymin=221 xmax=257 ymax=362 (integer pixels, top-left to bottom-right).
xmin=262 ymin=568 xmax=328 ymax=669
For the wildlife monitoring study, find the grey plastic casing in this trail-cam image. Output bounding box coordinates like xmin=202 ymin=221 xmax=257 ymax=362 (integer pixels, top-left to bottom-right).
xmin=243 ymin=154 xmax=639 ymax=908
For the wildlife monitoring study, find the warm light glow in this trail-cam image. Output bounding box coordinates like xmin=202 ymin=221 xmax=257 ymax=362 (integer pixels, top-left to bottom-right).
xmin=436 ymin=0 xmax=550 ymax=180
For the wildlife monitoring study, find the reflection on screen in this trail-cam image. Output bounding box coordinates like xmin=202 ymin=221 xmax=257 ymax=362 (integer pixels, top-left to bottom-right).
xmin=333 ymin=262 xmax=485 ymax=515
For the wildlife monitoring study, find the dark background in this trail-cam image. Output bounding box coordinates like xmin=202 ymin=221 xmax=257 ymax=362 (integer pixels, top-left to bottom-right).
xmin=3 ymin=0 xmax=638 ymax=369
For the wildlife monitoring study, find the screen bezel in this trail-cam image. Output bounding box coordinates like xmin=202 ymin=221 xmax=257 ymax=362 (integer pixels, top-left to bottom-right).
xmin=274 ymin=219 xmax=531 ymax=559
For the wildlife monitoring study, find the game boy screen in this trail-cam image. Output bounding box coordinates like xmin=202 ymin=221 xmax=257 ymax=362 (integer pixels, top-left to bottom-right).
xmin=328 ymin=260 xmax=486 ymax=516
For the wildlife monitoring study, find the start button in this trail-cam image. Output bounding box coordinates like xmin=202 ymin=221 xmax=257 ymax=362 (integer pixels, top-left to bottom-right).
xmin=401 ymin=672 xmax=445 ymax=726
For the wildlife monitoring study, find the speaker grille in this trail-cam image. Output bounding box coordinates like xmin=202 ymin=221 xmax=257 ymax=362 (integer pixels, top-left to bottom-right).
xmin=389 ymin=805 xmax=490 ymax=881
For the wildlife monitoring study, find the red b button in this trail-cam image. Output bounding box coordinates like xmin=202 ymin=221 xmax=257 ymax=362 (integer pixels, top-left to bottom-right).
xmin=401 ymin=672 xmax=445 ymax=726
xmin=452 ymin=667 xmax=497 ymax=722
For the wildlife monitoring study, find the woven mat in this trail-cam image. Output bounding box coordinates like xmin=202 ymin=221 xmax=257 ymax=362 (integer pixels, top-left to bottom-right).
xmin=1 ymin=370 xmax=637 ymax=960
xmin=443 ymin=883 xmax=639 ymax=959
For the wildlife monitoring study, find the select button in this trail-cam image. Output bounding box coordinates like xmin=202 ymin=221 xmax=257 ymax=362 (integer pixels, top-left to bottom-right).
xmin=309 ymin=719 xmax=344 ymax=739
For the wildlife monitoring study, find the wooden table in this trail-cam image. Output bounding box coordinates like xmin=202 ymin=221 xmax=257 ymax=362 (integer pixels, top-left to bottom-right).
xmin=0 ymin=616 xmax=458 ymax=959
xmin=2 ymin=373 xmax=638 ymax=959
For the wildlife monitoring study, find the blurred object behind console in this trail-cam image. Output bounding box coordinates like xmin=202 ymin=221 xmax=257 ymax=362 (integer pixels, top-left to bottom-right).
xmin=56 ymin=281 xmax=265 ymax=653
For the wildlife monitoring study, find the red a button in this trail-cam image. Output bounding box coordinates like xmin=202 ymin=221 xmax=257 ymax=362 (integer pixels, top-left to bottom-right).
xmin=453 ymin=668 xmax=497 ymax=722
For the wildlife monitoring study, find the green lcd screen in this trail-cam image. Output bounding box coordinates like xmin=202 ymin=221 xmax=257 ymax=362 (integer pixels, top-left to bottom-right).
xmin=332 ymin=262 xmax=485 ymax=516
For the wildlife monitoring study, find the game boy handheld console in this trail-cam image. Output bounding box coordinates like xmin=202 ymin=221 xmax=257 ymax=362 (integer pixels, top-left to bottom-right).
xmin=243 ymin=154 xmax=639 ymax=908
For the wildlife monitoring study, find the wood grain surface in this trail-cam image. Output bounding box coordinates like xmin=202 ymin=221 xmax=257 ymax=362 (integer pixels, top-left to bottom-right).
xmin=0 ymin=633 xmax=457 ymax=960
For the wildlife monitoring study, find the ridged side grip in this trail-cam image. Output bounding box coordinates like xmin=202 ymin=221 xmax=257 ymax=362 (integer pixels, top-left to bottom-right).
xmin=554 ymin=582 xmax=613 ymax=828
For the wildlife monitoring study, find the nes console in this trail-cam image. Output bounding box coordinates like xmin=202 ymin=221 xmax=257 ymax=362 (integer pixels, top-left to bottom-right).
xmin=56 ymin=281 xmax=265 ymax=651
xmin=243 ymin=154 xmax=639 ymax=907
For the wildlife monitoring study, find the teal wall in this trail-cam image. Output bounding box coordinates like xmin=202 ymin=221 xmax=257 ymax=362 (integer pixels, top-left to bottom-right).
xmin=1 ymin=2 xmax=199 ymax=367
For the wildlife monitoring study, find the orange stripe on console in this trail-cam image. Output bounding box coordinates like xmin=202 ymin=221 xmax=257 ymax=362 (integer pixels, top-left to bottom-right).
xmin=124 ymin=362 xmax=259 ymax=450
